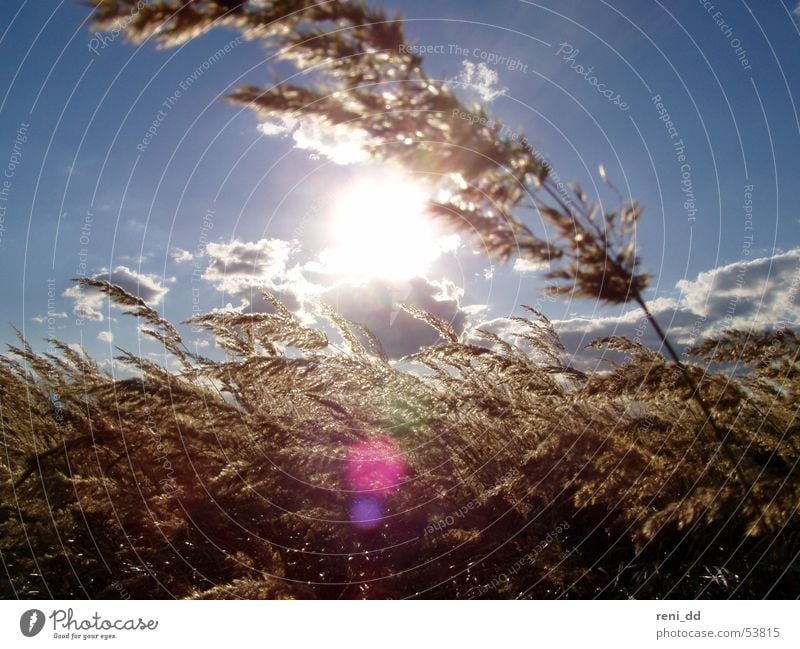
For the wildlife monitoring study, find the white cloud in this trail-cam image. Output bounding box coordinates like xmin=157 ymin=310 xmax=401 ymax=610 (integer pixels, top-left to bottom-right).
xmin=258 ymin=114 xmax=375 ymax=165
xmin=63 ymin=285 xmax=106 ymax=321
xmin=464 ymin=315 xmax=556 ymax=358
xmin=513 ymin=258 xmax=548 ymax=274
xmin=450 ymin=60 xmax=507 ymax=103
xmin=257 ymin=116 xmax=295 ymax=137
xmin=544 ymin=248 xmax=800 ymax=360
xmin=203 ymin=238 xmax=305 ymax=311
xmin=108 ymin=266 xmax=170 ymax=303
xmin=64 ymin=266 xmax=170 ymax=322
xmin=171 ymin=248 xmax=194 ymax=263
xmin=204 ymin=239 xmax=293 ymax=288
xmin=463 ymin=303 xmax=490 ymax=317
xmin=676 ymin=248 xmax=800 ymax=331
xmin=98 ymin=330 xmax=114 ymax=343
xmin=32 ymin=312 xmax=68 ymax=324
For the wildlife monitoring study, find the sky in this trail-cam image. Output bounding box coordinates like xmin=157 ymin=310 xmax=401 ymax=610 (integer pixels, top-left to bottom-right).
xmin=1 ymin=0 xmax=800 ymax=369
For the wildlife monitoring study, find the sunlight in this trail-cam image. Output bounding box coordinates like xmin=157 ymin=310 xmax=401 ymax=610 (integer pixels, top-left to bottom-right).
xmin=320 ymin=172 xmax=454 ymax=282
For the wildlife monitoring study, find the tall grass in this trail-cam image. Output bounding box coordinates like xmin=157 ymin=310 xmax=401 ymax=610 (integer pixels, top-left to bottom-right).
xmin=1 ymin=281 xmax=798 ymax=598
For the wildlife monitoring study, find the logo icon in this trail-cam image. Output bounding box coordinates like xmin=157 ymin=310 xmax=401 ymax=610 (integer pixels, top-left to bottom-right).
xmin=20 ymin=609 xmax=45 ymax=637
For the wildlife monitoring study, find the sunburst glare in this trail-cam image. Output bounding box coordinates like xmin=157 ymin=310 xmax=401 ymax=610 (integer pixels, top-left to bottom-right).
xmin=319 ymin=172 xmax=457 ymax=283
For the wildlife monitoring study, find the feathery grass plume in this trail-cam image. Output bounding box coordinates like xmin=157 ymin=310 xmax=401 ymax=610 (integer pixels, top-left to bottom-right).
xmin=73 ymin=276 xmax=192 ymax=366
xmin=2 ymin=281 xmax=799 ymax=597
xmin=540 ymin=188 xmax=650 ymax=304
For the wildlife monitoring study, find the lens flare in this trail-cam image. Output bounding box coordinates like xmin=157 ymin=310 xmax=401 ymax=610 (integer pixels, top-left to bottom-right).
xmin=346 ymin=437 xmax=407 ymax=492
xmin=349 ymin=497 xmax=383 ymax=530
xmin=321 ymin=172 xmax=454 ymax=282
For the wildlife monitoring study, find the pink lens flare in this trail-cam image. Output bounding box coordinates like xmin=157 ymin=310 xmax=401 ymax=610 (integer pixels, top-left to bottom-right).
xmin=346 ymin=437 xmax=408 ymax=493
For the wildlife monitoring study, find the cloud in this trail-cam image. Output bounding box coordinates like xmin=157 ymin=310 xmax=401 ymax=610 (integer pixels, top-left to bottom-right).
xmin=450 ymin=60 xmax=507 ymax=103
xmin=204 ymin=239 xmax=293 ymax=285
xmin=106 ymin=266 xmax=170 ymax=303
xmin=63 ymin=266 xmax=170 ymax=322
xmin=98 ymin=331 xmax=114 ymax=343
xmin=32 ymin=312 xmax=68 ymax=324
xmin=196 ymin=230 xmax=474 ymax=358
xmin=513 ymin=258 xmax=548 ymax=274
xmin=196 ymin=230 xmax=477 ymax=358
xmin=551 ymin=299 xmax=689 ymax=362
xmin=203 ymin=238 xmax=303 ymax=311
xmin=464 ymin=315 xmax=533 ymax=348
xmin=63 ymin=285 xmax=106 ymax=321
xmin=544 ymin=249 xmax=800 ymax=361
xmin=676 ymin=248 xmax=800 ymax=331
xmin=258 ymin=115 xmax=375 ymax=165
xmin=322 ymin=276 xmax=468 ymax=357
xmin=171 ymin=248 xmax=194 ymax=263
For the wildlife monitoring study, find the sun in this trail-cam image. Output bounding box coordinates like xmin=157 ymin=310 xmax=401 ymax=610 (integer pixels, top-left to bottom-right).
xmin=319 ymin=172 xmax=456 ymax=282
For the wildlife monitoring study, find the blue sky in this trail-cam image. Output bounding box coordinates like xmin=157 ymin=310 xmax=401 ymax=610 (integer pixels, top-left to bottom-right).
xmin=1 ymin=0 xmax=799 ymax=366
